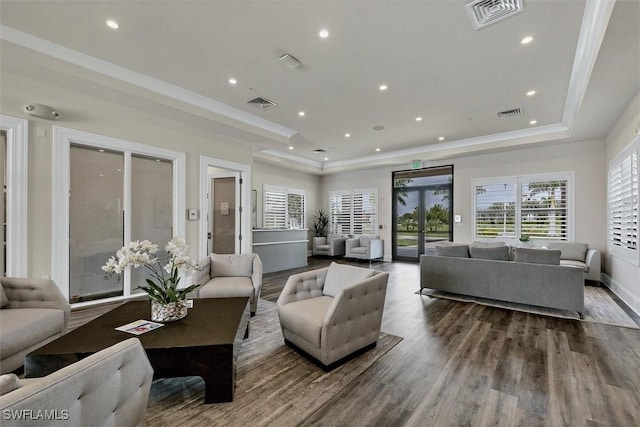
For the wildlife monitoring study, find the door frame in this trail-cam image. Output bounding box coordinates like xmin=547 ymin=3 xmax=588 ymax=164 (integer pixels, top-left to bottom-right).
xmin=208 ymin=172 xmax=241 ymax=254
xmin=198 ymin=156 xmax=252 ymax=259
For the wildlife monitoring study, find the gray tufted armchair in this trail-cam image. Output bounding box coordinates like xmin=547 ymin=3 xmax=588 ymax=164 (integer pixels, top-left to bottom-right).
xmin=277 ymin=262 xmax=389 ymax=370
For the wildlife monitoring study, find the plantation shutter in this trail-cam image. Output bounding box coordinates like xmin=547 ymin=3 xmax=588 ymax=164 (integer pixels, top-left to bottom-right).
xmin=520 ymin=178 xmax=569 ymax=240
xmin=264 ymin=188 xmax=286 ymax=229
xmin=608 ymin=149 xmax=638 ymax=254
xmin=287 ymin=191 xmax=305 ymax=228
xmin=352 ymin=189 xmax=377 ymax=234
xmin=475 ymin=182 xmax=516 ymax=238
xmin=329 ymin=191 xmax=352 ymax=234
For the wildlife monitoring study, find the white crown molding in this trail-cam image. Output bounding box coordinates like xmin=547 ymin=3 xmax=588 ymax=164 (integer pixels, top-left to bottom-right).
xmin=0 ymin=25 xmax=297 ymax=141
xmin=257 ymin=149 xmax=324 ymax=169
xmin=561 ymin=0 xmax=616 ymax=130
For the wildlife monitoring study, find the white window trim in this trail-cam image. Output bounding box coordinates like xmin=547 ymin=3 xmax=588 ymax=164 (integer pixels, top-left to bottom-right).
xmin=328 ymin=187 xmax=379 ymax=236
xmin=0 ymin=115 xmax=28 ymax=277
xmin=262 ymin=184 xmax=307 ymax=229
xmin=472 ymin=171 xmax=575 ymax=244
xmin=52 ymin=126 xmax=186 ymax=302
xmin=607 ymin=135 xmax=639 ymax=265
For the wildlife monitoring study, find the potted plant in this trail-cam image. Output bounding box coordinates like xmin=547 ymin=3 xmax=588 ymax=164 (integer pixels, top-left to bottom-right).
xmin=102 ymin=237 xmax=202 ymax=322
xmin=313 ymin=209 xmax=329 ymax=237
xmin=519 ymin=234 xmax=531 ymax=244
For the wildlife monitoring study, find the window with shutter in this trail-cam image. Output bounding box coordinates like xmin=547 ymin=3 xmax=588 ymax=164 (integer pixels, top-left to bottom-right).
xmin=608 ymin=139 xmax=639 ymax=264
xmin=263 ymin=185 xmax=306 ymax=229
xmin=473 ymin=173 xmax=573 ymax=242
xmin=329 ymin=188 xmax=378 ymax=235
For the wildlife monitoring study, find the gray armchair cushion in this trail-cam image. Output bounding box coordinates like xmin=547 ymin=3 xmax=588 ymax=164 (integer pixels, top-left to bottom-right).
xmin=513 ymin=248 xmax=561 ymax=265
xmin=322 ymin=262 xmax=376 ymax=298
xmin=469 ymin=245 xmax=510 ymax=261
xmin=199 ymin=276 xmax=254 ymax=298
xmin=210 ymin=253 xmax=254 ymax=277
xmin=435 ymin=244 xmax=470 ymax=258
xmin=0 ymin=309 xmax=65 ymax=361
xmin=277 ymin=296 xmax=334 ymax=347
xmin=0 ymin=374 xmax=18 ymax=395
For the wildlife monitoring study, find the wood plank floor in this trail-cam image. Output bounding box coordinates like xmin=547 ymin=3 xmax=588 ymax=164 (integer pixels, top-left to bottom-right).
xmin=71 ymin=258 xmax=640 ymax=426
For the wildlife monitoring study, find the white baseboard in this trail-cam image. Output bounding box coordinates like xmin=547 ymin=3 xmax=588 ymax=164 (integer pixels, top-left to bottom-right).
xmin=601 ymin=273 xmax=640 ymax=317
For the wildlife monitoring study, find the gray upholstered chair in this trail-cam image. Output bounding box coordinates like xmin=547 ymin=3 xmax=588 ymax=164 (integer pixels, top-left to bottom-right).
xmin=0 ymin=277 xmax=71 ymax=374
xmin=312 ymin=234 xmax=347 ymax=257
xmin=193 ymin=253 xmax=263 ymax=316
xmin=0 ymin=338 xmax=153 ymax=427
xmin=548 ymin=242 xmax=601 ymax=282
xmin=277 ymin=262 xmax=389 ymax=369
xmin=345 ymin=234 xmax=384 ymax=262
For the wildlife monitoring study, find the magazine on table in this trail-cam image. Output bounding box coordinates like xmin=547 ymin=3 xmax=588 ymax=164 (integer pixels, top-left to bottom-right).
xmin=115 ymin=319 xmax=164 ymax=335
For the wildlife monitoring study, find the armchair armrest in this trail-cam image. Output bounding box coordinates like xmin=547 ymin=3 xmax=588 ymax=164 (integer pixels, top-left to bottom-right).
xmin=321 ymin=272 xmax=389 ymax=359
xmin=313 ymin=237 xmax=327 ymax=252
xmin=367 ymin=239 xmax=384 ymax=259
xmin=277 ymin=267 xmax=328 ymax=306
xmin=251 ymin=254 xmax=263 ymax=295
xmin=192 ymin=256 xmax=212 ymax=290
xmin=585 ymin=248 xmax=601 ymax=281
xmin=329 ymin=237 xmax=347 ymax=256
xmin=1 ymin=278 xmax=70 ymax=328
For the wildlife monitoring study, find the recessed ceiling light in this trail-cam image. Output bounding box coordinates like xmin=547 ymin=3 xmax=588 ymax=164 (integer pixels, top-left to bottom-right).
xmin=319 ymin=29 xmax=329 ymax=39
xmin=298 ymin=111 xmax=305 ymax=117
xmin=438 ymin=136 xmax=445 ymax=141
xmin=98 ymin=149 xmax=105 ymax=152
xmin=416 ymin=117 xmax=423 ymax=122
xmin=345 ymin=133 xmax=351 ymax=138
xmin=529 ymin=120 xmax=538 ymax=125
xmin=106 ymin=20 xmax=119 ymax=30
xmin=324 ymin=157 xmax=329 ymax=161
xmin=375 ymin=148 xmax=381 ymax=152
xmin=379 ymin=84 xmax=388 ymax=91
xmin=521 ymin=36 xmax=533 ymax=44
xmin=228 ymin=78 xmax=238 ymax=85
xmin=289 ymin=146 xmax=294 ymax=150
xmin=526 ymin=90 xmax=536 ymax=96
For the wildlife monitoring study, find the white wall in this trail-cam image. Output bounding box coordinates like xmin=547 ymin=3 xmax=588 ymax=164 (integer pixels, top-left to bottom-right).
xmin=0 ymin=69 xmax=254 ymax=280
xmin=321 ymin=138 xmax=606 ymax=262
xmin=251 ymin=159 xmax=321 ymax=249
xmin=604 ymin=90 xmax=640 ymax=315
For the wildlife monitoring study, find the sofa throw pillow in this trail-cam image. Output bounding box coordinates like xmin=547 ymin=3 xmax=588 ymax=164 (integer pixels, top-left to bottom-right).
xmin=210 ymin=254 xmax=254 ymax=277
xmin=548 ymin=242 xmax=588 ymax=262
xmin=323 ymin=262 xmax=376 ymax=298
xmin=513 ymin=248 xmax=561 ymax=265
xmin=469 ymin=245 xmax=510 ymax=261
xmin=435 ymin=244 xmax=470 ymax=258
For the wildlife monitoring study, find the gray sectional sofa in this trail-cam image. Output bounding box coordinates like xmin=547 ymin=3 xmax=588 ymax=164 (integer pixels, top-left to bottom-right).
xmin=420 ymin=244 xmax=585 ymax=317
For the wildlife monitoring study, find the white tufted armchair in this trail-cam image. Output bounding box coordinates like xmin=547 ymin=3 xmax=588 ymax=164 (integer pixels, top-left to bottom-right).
xmin=277 ymin=262 xmax=389 ymax=369
xmin=0 ymin=338 xmax=153 ymax=427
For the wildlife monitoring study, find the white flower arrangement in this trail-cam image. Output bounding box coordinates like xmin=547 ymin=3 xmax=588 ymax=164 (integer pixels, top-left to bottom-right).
xmin=102 ymin=237 xmax=201 ymax=304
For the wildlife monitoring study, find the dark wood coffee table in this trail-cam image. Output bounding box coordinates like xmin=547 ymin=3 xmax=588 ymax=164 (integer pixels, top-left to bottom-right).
xmin=25 ymin=297 xmax=250 ymax=404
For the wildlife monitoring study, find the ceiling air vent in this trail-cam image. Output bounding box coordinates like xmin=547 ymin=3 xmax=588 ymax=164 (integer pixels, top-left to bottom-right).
xmin=246 ymin=96 xmax=277 ymax=111
xmin=497 ymin=107 xmax=522 ymax=118
xmin=465 ymin=0 xmax=524 ymax=30
xmin=311 ymin=148 xmax=327 ymax=153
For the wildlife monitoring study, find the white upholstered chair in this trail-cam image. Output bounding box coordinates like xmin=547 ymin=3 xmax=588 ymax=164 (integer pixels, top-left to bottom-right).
xmin=345 ymin=234 xmax=384 ymax=262
xmin=312 ymin=234 xmax=347 ymax=257
xmin=0 ymin=338 xmax=153 ymax=427
xmin=193 ymin=253 xmax=263 ymax=316
xmin=277 ymin=262 xmax=389 ymax=369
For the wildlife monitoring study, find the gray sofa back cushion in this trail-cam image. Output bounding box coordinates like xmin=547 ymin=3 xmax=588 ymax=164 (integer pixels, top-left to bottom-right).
xmin=513 ymin=248 xmax=561 ymax=265
xmin=548 ymin=242 xmax=588 ymax=261
xmin=210 ymin=253 xmax=254 ymax=277
xmin=435 ymin=244 xmax=470 ymax=258
xmin=469 ymin=245 xmax=510 ymax=261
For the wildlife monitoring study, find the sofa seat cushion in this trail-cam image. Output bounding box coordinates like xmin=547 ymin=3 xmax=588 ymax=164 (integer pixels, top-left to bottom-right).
xmin=278 ymin=296 xmax=334 ymax=347
xmin=199 ymin=277 xmax=254 ymax=299
xmin=560 ymin=259 xmax=589 ymax=272
xmin=0 ymin=309 xmax=64 ymax=359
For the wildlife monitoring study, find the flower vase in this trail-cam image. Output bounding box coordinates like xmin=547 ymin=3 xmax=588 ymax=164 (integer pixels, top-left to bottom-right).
xmin=151 ymin=299 xmax=188 ymax=322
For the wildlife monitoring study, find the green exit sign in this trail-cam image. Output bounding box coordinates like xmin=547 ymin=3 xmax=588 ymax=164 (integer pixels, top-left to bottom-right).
xmin=411 ymin=160 xmax=422 ymax=169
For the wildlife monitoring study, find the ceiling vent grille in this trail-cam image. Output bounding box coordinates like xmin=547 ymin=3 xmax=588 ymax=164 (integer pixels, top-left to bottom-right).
xmin=465 ymin=0 xmax=524 ymax=30
xmin=246 ymin=96 xmax=277 ymax=111
xmin=312 ymin=148 xmax=327 ymax=153
xmin=497 ymin=107 xmax=522 ymax=118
